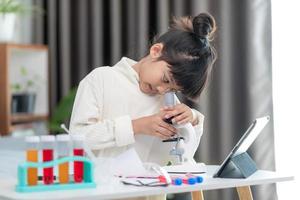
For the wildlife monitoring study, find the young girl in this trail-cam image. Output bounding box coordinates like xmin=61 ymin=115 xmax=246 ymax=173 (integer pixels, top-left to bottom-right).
xmin=70 ymin=12 xmax=216 ymax=172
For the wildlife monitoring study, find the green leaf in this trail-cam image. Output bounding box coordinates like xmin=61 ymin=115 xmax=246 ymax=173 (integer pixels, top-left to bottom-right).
xmin=48 ymin=88 xmax=77 ymax=133
xmin=11 ymin=83 xmax=21 ymax=92
xmin=27 ymin=80 xmax=34 ymax=87
xmin=0 ymin=0 xmax=22 ymax=13
xmin=48 ymin=122 xmax=64 ymax=133
xmin=0 ymin=0 xmax=44 ymax=15
xmin=20 ymin=66 xmax=27 ymax=76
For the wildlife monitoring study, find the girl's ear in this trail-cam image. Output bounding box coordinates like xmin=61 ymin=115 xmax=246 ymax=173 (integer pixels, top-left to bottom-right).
xmin=150 ymin=43 xmax=164 ymax=59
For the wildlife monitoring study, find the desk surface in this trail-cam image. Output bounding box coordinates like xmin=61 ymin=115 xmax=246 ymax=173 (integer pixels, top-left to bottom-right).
xmin=0 ymin=165 xmax=293 ymax=200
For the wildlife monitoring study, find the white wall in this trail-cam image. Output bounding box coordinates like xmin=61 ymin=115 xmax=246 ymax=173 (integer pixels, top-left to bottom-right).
xmin=272 ymin=0 xmax=300 ymax=198
xmin=13 ymin=0 xmax=33 ymax=43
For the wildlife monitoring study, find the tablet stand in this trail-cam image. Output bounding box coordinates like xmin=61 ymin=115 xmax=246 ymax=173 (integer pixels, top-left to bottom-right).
xmin=218 ymin=152 xmax=257 ymax=178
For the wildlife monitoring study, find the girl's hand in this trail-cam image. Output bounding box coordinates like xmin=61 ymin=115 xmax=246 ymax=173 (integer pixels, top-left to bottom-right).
xmin=161 ymin=103 xmax=197 ymax=125
xmin=132 ymin=113 xmax=177 ymax=139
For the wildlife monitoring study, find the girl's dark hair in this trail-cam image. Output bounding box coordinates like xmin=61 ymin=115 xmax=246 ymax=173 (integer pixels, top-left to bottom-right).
xmin=155 ymin=13 xmax=217 ymax=100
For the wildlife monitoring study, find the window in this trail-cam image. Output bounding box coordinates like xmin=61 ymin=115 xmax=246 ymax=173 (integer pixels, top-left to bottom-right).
xmin=272 ymin=0 xmax=300 ymax=197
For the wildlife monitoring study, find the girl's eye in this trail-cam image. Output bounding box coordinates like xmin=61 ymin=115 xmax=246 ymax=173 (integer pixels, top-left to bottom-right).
xmin=162 ymin=75 xmax=170 ymax=83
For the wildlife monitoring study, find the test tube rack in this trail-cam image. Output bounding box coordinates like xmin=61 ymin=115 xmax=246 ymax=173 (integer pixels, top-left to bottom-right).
xmin=16 ymin=156 xmax=96 ymax=192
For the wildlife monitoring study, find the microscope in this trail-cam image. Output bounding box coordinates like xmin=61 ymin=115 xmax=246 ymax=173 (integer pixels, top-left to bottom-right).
xmin=162 ymin=92 xmax=197 ymax=164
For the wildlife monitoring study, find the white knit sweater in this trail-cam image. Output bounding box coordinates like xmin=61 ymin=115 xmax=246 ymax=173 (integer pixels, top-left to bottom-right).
xmin=69 ymin=57 xmax=204 ymax=165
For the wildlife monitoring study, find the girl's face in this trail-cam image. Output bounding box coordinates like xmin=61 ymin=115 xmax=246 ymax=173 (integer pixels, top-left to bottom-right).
xmin=137 ymin=44 xmax=181 ymax=95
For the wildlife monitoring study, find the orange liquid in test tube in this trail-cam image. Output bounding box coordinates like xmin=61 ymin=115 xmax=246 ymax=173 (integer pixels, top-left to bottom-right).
xmin=59 ymin=162 xmax=69 ymax=183
xmin=26 ymin=149 xmax=38 ymax=186
xmin=56 ymin=134 xmax=71 ymax=184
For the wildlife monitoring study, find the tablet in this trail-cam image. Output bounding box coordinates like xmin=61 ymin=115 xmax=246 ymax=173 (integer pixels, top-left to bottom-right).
xmin=213 ymin=116 xmax=270 ymax=178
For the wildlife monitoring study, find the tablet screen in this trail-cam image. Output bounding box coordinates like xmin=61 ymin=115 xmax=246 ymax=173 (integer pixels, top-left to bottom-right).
xmin=213 ymin=116 xmax=270 ymax=178
xmin=233 ymin=116 xmax=270 ymax=156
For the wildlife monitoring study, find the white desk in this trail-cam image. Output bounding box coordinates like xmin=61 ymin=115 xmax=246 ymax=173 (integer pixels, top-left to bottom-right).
xmin=0 ymin=165 xmax=293 ymax=200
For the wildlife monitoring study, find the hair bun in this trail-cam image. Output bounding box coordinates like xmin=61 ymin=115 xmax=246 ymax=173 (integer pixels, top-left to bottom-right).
xmin=193 ymin=13 xmax=216 ymax=39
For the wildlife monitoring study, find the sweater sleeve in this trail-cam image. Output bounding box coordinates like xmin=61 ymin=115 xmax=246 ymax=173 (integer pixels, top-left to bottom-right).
xmin=190 ymin=108 xmax=205 ymax=155
xmin=69 ymin=71 xmax=135 ymax=150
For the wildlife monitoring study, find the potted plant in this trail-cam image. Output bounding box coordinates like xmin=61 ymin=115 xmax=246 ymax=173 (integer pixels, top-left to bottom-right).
xmin=10 ymin=66 xmax=42 ymax=114
xmin=0 ymin=0 xmax=42 ymax=42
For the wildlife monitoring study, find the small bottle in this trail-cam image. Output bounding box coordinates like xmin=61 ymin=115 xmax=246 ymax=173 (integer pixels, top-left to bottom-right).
xmin=25 ymin=136 xmax=40 ymax=186
xmin=185 ymin=173 xmax=203 ymax=183
xmin=171 ymin=176 xmax=183 ymax=186
xmin=41 ymin=135 xmax=55 ymax=185
xmin=56 ymin=134 xmax=71 ymax=184
xmin=182 ymin=176 xmax=197 ymax=185
xmin=72 ymin=134 xmax=85 ymax=183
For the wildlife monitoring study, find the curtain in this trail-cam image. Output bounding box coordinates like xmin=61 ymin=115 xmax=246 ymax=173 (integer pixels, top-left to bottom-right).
xmin=32 ymin=0 xmax=276 ymax=199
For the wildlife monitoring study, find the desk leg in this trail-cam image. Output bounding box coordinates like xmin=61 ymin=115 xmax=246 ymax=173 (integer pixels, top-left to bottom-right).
xmin=236 ymin=186 xmax=253 ymax=200
xmin=192 ymin=191 xmax=204 ymax=200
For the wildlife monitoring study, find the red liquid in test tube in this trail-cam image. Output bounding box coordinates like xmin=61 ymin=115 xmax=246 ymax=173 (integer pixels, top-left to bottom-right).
xmin=74 ymin=148 xmax=84 ymax=182
xmin=41 ymin=135 xmax=55 ymax=185
xmin=43 ymin=149 xmax=54 ymax=184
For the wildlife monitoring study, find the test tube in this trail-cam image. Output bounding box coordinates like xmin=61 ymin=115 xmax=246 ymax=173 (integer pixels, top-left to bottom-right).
xmin=56 ymin=134 xmax=70 ymax=184
xmin=41 ymin=135 xmax=55 ymax=185
xmin=72 ymin=134 xmax=85 ymax=183
xmin=25 ymin=136 xmax=40 ymax=186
